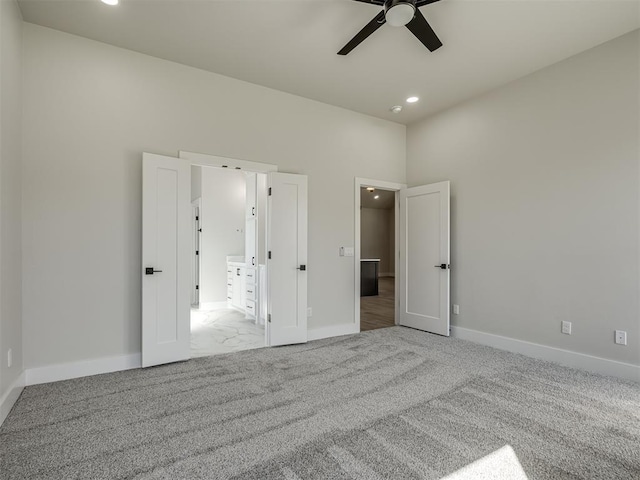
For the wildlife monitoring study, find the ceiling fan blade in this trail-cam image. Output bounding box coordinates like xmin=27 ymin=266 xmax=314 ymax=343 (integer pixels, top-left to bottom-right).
xmin=338 ymin=11 xmax=386 ymax=55
xmin=405 ymin=8 xmax=442 ymax=52
xmin=416 ymin=0 xmax=442 ymax=6
xmin=352 ymin=0 xmax=385 ymax=4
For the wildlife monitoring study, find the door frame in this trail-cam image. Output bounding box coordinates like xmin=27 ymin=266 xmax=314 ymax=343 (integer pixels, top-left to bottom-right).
xmin=354 ymin=177 xmax=407 ymax=330
xmin=179 ymin=151 xmax=278 ymax=174
xmin=179 ymin=151 xmax=278 ymax=352
xmin=191 ymin=197 xmax=201 ymax=306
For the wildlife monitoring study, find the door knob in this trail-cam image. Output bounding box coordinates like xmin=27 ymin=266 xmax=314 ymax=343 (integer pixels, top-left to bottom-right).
xmin=434 ymin=264 xmax=450 ymax=270
xmin=145 ymin=267 xmax=163 ymax=275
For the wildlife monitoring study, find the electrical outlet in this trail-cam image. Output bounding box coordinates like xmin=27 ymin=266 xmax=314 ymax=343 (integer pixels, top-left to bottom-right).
xmin=452 ymin=304 xmax=460 ymax=315
xmin=7 ymin=348 xmax=12 ymax=368
xmin=561 ymin=321 xmax=572 ymax=335
xmin=615 ymin=330 xmax=627 ymax=346
xmin=307 ymin=307 xmax=312 ymax=318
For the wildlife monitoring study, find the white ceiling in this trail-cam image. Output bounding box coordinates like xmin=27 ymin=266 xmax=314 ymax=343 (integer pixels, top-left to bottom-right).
xmin=18 ymin=0 xmax=640 ymax=125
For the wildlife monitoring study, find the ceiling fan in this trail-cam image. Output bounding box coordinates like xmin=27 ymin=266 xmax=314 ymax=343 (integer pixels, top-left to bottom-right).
xmin=338 ymin=0 xmax=443 ymax=55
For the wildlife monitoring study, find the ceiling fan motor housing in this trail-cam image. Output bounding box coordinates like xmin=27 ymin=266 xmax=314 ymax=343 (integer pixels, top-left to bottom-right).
xmin=384 ymin=0 xmax=417 ymax=27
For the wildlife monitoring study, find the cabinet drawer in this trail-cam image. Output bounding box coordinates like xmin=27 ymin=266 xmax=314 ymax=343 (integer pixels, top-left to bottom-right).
xmin=246 ymin=286 xmax=256 ymax=301
xmin=246 ymin=268 xmax=256 ymax=282
xmin=245 ymin=300 xmax=255 ymax=315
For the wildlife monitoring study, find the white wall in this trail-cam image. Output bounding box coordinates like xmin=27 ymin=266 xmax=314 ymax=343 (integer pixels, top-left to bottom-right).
xmin=361 ymin=207 xmax=394 ymax=276
xmin=190 ymin=165 xmax=201 ymax=202
xmin=21 ymin=25 xmax=406 ymax=369
xmin=199 ymin=167 xmax=245 ymax=304
xmin=407 ymin=31 xmax=640 ymax=368
xmin=0 ymin=0 xmax=23 ymax=416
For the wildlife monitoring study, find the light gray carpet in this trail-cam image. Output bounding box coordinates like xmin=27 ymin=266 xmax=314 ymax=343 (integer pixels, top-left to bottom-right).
xmin=1 ymin=327 xmax=639 ymax=479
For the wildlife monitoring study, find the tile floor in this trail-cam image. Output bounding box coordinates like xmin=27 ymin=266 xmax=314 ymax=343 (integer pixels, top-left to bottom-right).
xmin=190 ymin=307 xmax=265 ymax=357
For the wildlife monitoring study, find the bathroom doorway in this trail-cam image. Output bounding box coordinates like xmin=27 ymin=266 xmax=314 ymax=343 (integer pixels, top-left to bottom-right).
xmin=190 ymin=165 xmax=268 ymax=356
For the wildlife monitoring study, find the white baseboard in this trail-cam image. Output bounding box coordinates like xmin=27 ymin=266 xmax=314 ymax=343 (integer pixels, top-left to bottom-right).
xmin=0 ymin=371 xmax=25 ymax=427
xmin=25 ymin=353 xmax=142 ymax=386
xmin=21 ymin=323 xmax=352 ymax=388
xmin=451 ymin=326 xmax=640 ymax=383
xmin=309 ymin=323 xmax=359 ymax=341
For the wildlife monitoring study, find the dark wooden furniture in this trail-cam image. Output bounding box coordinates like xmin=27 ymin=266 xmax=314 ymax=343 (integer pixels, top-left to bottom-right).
xmin=360 ymin=259 xmax=380 ymax=296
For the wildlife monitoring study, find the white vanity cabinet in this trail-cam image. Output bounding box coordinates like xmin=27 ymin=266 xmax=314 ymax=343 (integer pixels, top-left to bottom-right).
xmin=225 ymin=170 xmax=259 ymax=319
xmin=227 ymin=261 xmax=246 ymax=311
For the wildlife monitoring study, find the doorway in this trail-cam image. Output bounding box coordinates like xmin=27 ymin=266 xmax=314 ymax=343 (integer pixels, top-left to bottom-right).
xmin=359 ymin=186 xmax=397 ymax=331
xmin=354 ymin=177 xmax=451 ymax=337
xmin=142 ymin=151 xmax=309 ymax=368
xmin=189 ymin=165 xmax=268 ymax=357
xmin=354 ymin=178 xmax=405 ymax=331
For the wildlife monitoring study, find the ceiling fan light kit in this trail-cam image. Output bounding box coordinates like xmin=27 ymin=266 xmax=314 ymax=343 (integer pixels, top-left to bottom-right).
xmin=385 ymin=0 xmax=416 ymax=27
xmin=338 ymin=0 xmax=443 ymax=56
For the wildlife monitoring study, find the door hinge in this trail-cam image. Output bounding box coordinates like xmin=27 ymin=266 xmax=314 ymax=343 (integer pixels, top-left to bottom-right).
xmin=196 ymin=250 xmax=199 ymax=256
xmin=268 ymin=314 xmax=271 ymax=323
xmin=268 ymin=187 xmax=272 ymax=196
xmin=195 ymin=215 xmax=199 ymax=221
xmin=196 ymin=285 xmax=199 ymax=290
xmin=268 ymin=251 xmax=272 ymax=259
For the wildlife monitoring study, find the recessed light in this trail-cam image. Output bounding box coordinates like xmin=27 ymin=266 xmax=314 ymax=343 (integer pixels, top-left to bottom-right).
xmin=390 ymin=105 xmax=403 ymax=114
xmin=374 ymin=195 xmax=380 ymax=199
xmin=101 ymin=0 xmax=119 ymax=5
xmin=406 ymin=96 xmax=419 ymax=103
xmin=366 ymin=187 xmax=375 ymax=192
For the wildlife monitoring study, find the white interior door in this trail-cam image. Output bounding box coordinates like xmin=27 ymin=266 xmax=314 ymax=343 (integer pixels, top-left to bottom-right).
xmin=267 ymin=172 xmax=308 ymax=346
xmin=399 ymin=181 xmax=450 ymax=336
xmin=142 ymin=153 xmax=191 ymax=367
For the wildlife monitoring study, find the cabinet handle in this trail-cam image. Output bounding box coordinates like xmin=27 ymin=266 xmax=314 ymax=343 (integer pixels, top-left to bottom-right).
xmin=252 ymin=256 xmax=255 ymax=266
xmin=252 ymin=207 xmax=255 ymax=216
